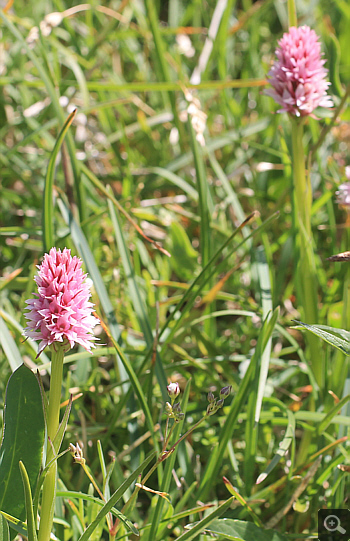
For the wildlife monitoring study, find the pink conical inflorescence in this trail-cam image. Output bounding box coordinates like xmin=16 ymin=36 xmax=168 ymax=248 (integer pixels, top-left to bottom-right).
xmin=265 ymin=25 xmax=333 ymax=117
xmin=24 ymin=248 xmax=99 ymax=355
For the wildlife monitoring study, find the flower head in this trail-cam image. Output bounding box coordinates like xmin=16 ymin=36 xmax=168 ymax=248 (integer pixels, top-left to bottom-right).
xmin=167 ymin=382 xmax=180 ymax=400
xmin=265 ymin=26 xmax=332 ymax=117
xmin=24 ymin=248 xmax=99 ymax=355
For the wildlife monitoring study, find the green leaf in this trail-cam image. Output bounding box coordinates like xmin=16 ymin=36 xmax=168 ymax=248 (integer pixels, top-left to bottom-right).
xmin=197 ymin=307 xmax=280 ymax=500
xmin=77 ymin=451 xmax=156 ymax=541
xmin=0 ymin=513 xmax=9 ymax=541
xmin=109 ymin=336 xmax=156 ymax=443
xmin=146 ymin=167 xmax=198 ymax=200
xmin=254 ymin=246 xmax=274 ymax=424
xmin=256 ymin=397 xmax=295 ymax=485
xmin=108 ymin=192 xmax=168 ymax=401
xmin=294 ymin=320 xmax=350 ymax=355
xmin=317 ymin=394 xmax=350 ymax=435
xmin=175 ymin=497 xmax=235 ymax=541
xmin=0 ymin=316 xmax=23 ymax=372
xmin=0 ymin=365 xmax=45 ymax=528
xmin=159 ymin=211 xmax=277 ymax=349
xmin=0 ymin=512 xmax=27 ymax=538
xmin=18 ymin=462 xmax=37 ymax=541
xmin=43 ymin=109 xmax=77 ymax=252
xmin=55 ymin=490 xmax=139 ymax=536
xmin=203 ymin=519 xmax=289 ymax=541
xmin=0 ymin=10 xmax=84 ymax=222
xmin=57 ymin=198 xmax=128 ymax=388
xmin=167 ymin=222 xmax=199 ymax=282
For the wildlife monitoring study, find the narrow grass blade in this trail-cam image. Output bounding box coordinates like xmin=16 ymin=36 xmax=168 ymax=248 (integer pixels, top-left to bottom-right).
xmin=222 ymin=478 xmax=263 ymax=527
xmin=188 ymin=118 xmax=215 ymax=339
xmin=96 ymin=440 xmax=108 ymax=499
xmin=0 ymin=310 xmax=51 ymax=369
xmin=77 ymin=451 xmax=156 ymax=541
xmin=188 ymin=120 xmax=211 ymax=268
xmin=57 ymin=198 xmax=128 ymax=386
xmin=45 ymin=79 xmax=267 ymax=93
xmin=208 ymin=152 xmax=250 ymax=238
xmin=175 ymin=496 xmax=234 ymax=541
xmin=146 ymin=167 xmax=198 ymax=200
xmin=256 ymin=398 xmax=295 ymax=485
xmin=108 ymin=193 xmax=168 ymax=399
xmin=160 ymin=211 xmax=267 ymax=349
xmin=190 ymin=0 xmax=228 ymax=84
xmin=0 ymin=315 xmax=23 ymax=371
xmin=197 ymin=307 xmax=280 ymax=500
xmin=18 ymin=462 xmax=37 ymax=541
xmin=0 ymin=11 xmax=84 ymax=222
xmin=317 ymin=394 xmax=350 ymax=435
xmin=57 ymin=490 xmax=139 ymax=535
xmin=80 ymin=163 xmax=169 ymax=256
xmin=43 ymin=109 xmax=76 ymax=252
xmin=144 ymin=0 xmax=182 ymax=140
xmin=255 ymin=246 xmax=274 ymax=424
xmin=108 ymin=334 xmax=157 ymax=447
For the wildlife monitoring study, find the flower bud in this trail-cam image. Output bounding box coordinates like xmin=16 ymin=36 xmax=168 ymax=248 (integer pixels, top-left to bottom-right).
xmin=172 ymin=402 xmax=182 ymax=414
xmin=165 ymin=402 xmax=173 ymax=416
xmin=207 ymin=390 xmax=215 ymax=403
xmin=167 ymin=382 xmax=180 ymax=400
xmin=220 ymin=386 xmax=232 ymax=399
xmin=206 ymin=401 xmax=217 ymax=416
xmin=216 ymin=398 xmax=225 ymax=409
xmin=69 ymin=442 xmax=85 ymax=464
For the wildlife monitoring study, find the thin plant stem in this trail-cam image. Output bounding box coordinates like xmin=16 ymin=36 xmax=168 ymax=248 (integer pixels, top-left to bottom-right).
xmin=38 ymin=344 xmax=65 ymax=541
xmin=287 ymin=0 xmax=297 ymax=26
xmin=291 ymin=118 xmax=323 ymax=390
xmin=118 ymin=413 xmax=209 ymax=530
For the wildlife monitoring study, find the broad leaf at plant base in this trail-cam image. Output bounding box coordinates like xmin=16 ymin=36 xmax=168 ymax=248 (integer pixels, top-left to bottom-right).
xmin=0 ymin=364 xmax=45 ymax=533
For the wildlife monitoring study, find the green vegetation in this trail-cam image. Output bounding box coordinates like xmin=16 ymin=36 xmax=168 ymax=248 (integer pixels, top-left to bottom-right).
xmin=0 ymin=0 xmax=349 ymax=540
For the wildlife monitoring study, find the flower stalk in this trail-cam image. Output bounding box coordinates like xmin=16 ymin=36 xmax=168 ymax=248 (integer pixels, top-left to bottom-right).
xmin=114 ymin=385 xmax=231 ymax=536
xmin=38 ymin=343 xmax=65 ymax=541
xmin=291 ymin=118 xmax=323 ymax=388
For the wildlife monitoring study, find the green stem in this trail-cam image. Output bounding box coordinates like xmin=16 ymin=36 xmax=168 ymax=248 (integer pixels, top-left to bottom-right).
xmin=291 ymin=118 xmax=323 ymax=389
xmin=38 ymin=344 xmax=65 ymax=541
xmin=287 ymin=0 xmax=297 ymax=26
xmin=120 ymin=414 xmax=208 ymax=523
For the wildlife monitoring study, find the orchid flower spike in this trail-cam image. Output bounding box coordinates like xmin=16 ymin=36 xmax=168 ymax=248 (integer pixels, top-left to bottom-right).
xmin=24 ymin=248 xmax=99 ymax=356
xmin=265 ymin=26 xmax=333 ymax=118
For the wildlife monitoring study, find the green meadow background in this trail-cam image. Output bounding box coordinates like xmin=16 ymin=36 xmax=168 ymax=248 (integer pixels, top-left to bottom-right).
xmin=0 ymin=0 xmax=350 ymax=539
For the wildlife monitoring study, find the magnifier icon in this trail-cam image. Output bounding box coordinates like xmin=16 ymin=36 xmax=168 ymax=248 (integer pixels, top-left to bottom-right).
xmin=324 ymin=514 xmax=346 ymax=534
